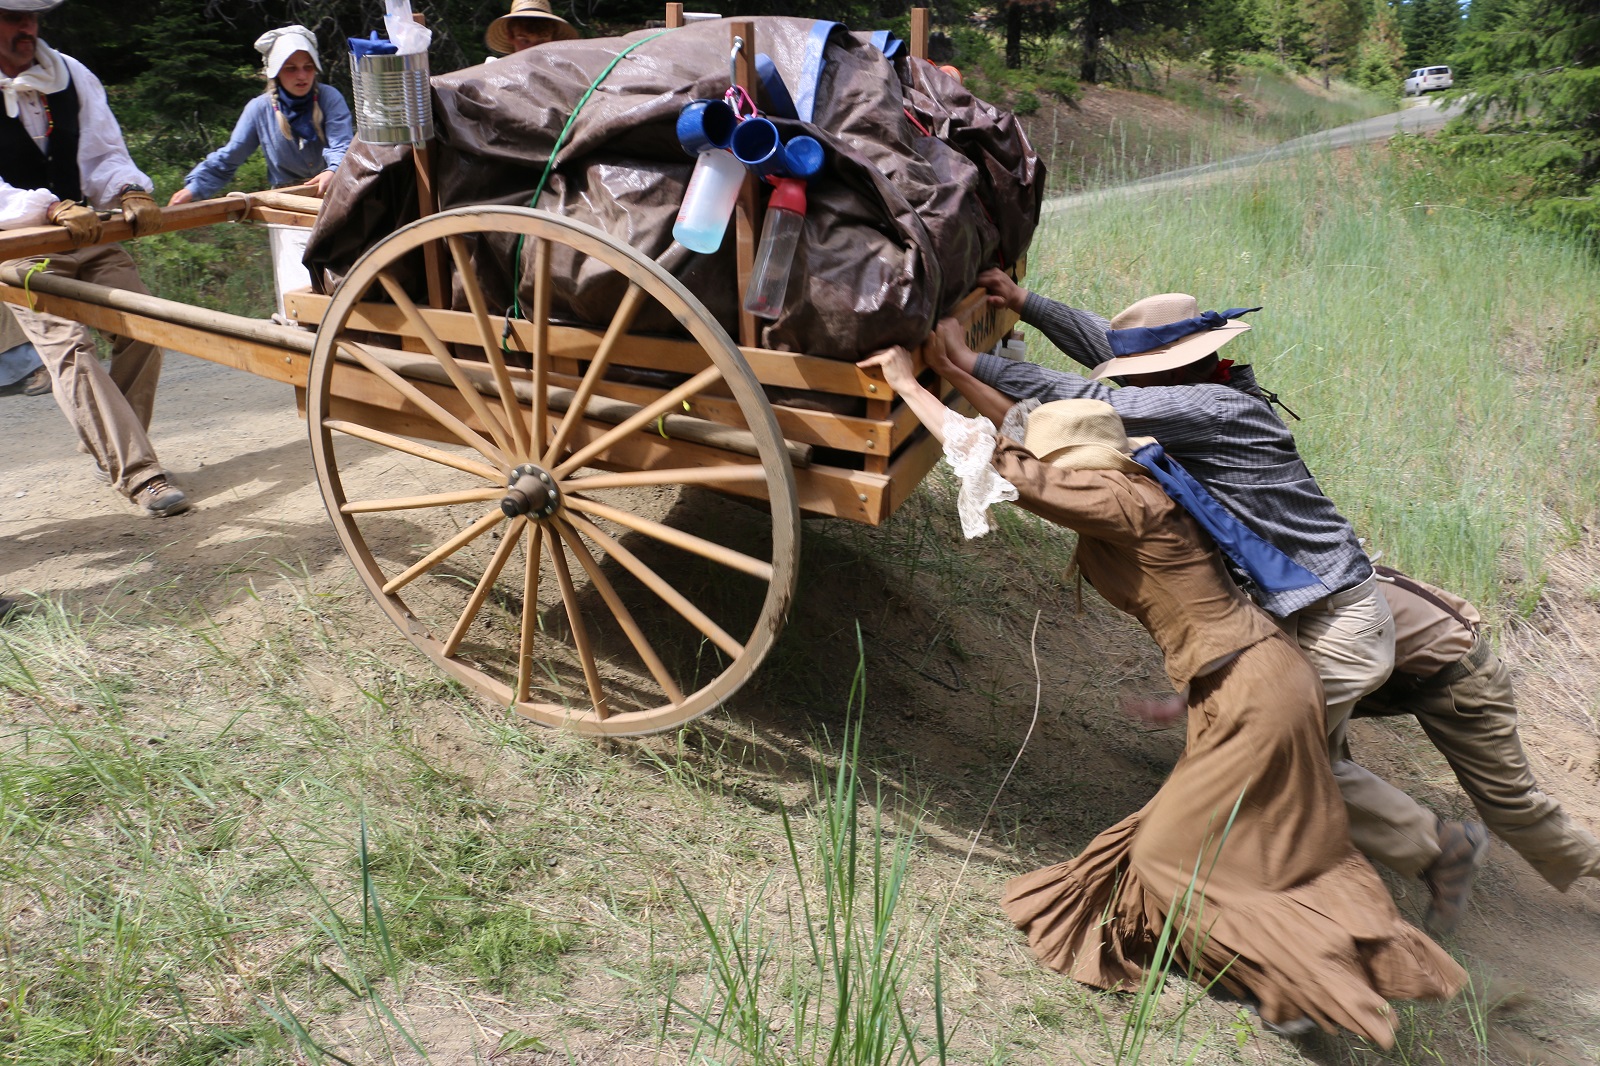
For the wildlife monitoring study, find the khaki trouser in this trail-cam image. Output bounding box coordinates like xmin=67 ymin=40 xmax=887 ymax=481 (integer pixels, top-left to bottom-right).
xmin=1356 ymin=636 xmax=1600 ymax=891
xmin=1280 ymin=576 xmax=1444 ymax=877
xmin=4 ymin=245 xmax=165 ymax=497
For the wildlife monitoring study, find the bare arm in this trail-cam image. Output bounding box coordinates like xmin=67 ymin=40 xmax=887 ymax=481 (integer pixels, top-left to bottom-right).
xmin=929 ymin=318 xmax=1019 ymax=426
xmin=856 ymin=345 xmax=950 ymax=441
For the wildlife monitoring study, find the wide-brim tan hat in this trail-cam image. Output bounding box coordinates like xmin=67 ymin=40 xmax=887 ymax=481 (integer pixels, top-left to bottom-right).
xmin=1088 ymin=293 xmax=1250 ymax=382
xmin=486 ymin=0 xmax=579 ymax=54
xmin=0 ymin=0 xmax=65 ymax=12
xmin=1023 ymin=399 xmax=1155 ymax=474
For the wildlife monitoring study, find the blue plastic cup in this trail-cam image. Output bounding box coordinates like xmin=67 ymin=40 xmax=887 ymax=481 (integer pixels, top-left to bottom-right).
xmin=730 ymin=116 xmax=784 ymax=178
xmin=677 ymin=99 xmax=737 ymax=155
xmin=780 ymin=135 xmax=824 ymax=180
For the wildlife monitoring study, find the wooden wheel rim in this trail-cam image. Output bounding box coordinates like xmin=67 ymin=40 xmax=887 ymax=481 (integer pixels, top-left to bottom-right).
xmin=307 ymin=206 xmax=800 ymax=736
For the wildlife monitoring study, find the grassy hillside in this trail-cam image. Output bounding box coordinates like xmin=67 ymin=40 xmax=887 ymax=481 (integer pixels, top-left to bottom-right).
xmin=6 ymin=136 xmax=1600 ymax=1063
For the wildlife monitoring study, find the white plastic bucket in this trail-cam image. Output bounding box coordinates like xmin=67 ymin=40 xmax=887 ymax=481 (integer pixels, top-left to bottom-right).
xmin=267 ymin=223 xmax=313 ymax=318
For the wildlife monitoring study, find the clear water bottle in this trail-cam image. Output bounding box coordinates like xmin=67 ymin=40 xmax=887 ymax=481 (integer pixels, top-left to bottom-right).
xmin=744 ymin=178 xmax=807 ymax=318
xmin=673 ymin=148 xmax=745 ymax=254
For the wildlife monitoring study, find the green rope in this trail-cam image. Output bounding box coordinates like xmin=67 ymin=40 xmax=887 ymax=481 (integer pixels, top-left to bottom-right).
xmin=22 ymin=259 xmax=50 ymax=312
xmin=504 ymin=28 xmax=674 ymax=346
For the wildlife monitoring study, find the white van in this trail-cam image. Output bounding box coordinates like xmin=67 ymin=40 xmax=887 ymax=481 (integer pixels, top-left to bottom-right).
xmin=1405 ymin=66 xmax=1453 ymax=95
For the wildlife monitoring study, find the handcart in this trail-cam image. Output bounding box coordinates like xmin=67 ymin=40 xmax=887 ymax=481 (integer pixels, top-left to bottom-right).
xmin=0 ymin=9 xmax=1023 ymax=736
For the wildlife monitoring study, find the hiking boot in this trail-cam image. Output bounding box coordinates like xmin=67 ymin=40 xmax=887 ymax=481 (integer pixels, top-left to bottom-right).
xmin=133 ymin=475 xmax=190 ymax=517
xmin=21 ymin=367 xmax=51 ymax=396
xmin=1422 ymin=819 xmax=1489 ymax=935
xmin=0 ymin=594 xmax=21 ymax=624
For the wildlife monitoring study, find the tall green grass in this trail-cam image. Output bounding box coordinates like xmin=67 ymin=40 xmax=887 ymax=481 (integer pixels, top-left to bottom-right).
xmin=1027 ymin=147 xmax=1600 ymax=610
xmin=671 ymin=647 xmax=949 ymax=1065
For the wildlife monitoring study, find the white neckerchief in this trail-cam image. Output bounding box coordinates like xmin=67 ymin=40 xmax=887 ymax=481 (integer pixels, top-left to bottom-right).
xmin=1 ymin=40 xmax=70 ymax=119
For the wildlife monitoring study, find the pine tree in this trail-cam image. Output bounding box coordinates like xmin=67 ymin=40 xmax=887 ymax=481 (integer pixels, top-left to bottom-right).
xmin=1351 ymin=0 xmax=1404 ymax=90
xmin=131 ymin=0 xmax=260 ymax=158
xmin=1301 ymin=0 xmax=1364 ymax=85
xmin=1400 ymin=0 xmax=1460 ymax=69
xmin=1451 ymin=0 xmax=1600 ymax=182
xmin=1202 ymin=0 xmax=1246 ymax=80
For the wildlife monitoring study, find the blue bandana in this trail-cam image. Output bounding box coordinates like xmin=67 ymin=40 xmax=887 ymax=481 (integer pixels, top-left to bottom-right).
xmin=1107 ymin=306 xmax=1261 ymax=358
xmin=1132 ymin=441 xmax=1325 ymax=596
xmin=275 ymin=85 xmax=320 ymax=147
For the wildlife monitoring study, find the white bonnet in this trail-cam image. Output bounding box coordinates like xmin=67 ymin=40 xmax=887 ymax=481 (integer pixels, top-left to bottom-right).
xmin=255 ymin=25 xmax=321 ymax=78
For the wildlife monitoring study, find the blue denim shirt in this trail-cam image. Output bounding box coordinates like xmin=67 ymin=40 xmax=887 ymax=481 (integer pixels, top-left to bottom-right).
xmin=182 ymin=85 xmax=353 ymax=198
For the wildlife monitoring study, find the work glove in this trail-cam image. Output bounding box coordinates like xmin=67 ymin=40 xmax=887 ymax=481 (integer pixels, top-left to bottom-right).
xmin=45 ymin=199 xmax=102 ymax=247
xmin=119 ymin=187 xmax=162 ymax=236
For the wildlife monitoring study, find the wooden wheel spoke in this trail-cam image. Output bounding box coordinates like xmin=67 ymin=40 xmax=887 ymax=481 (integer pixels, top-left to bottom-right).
xmin=529 ymin=238 xmax=553 ymax=457
xmin=553 ymin=364 xmax=725 ymax=478
xmin=325 ymin=419 xmax=503 ymax=482
xmin=374 ymin=271 xmax=518 ymax=459
xmin=381 ymin=507 xmax=505 ymax=595
xmin=553 ymin=518 xmax=684 ymax=706
xmin=542 ymin=281 xmax=649 ymax=465
xmin=516 ymin=525 xmax=544 ymax=704
xmin=565 ymin=513 xmax=744 ymax=659
xmin=565 ymin=497 xmax=772 ymax=581
xmin=341 ymin=487 xmax=504 ymax=514
xmin=546 ymin=529 xmax=609 ymax=719
xmin=443 ymin=517 xmax=526 ymax=658
xmin=562 ymin=466 xmax=768 ymax=492
xmin=444 ymin=237 xmax=531 ymax=458
xmin=338 ymin=340 xmax=510 ymax=469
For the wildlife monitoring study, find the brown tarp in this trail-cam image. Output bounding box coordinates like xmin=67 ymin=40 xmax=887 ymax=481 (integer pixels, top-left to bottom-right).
xmin=306 ymin=17 xmax=1042 ymax=360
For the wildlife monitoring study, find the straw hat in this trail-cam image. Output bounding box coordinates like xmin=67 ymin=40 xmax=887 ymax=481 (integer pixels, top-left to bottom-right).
xmin=255 ymin=25 xmax=321 ymax=78
xmin=1022 ymin=399 xmax=1155 ymax=474
xmin=1087 ymin=293 xmax=1251 ymax=382
xmin=486 ymin=0 xmax=578 ymax=54
xmin=0 ymin=1 xmax=65 ymax=11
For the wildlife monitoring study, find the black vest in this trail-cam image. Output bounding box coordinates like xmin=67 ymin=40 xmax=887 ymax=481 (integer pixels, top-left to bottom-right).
xmin=0 ymin=72 xmax=83 ymax=204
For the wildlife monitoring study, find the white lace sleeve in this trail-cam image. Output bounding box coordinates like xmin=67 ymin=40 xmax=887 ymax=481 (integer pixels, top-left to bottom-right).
xmin=942 ymin=409 xmax=1018 ymax=539
xmin=1000 ymin=398 xmax=1039 ymax=445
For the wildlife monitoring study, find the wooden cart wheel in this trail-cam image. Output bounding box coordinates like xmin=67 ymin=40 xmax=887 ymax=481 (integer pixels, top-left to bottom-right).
xmin=307 ymin=206 xmax=800 ymax=736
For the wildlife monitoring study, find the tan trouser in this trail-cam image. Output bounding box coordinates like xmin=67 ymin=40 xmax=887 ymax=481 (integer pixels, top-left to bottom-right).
xmin=1280 ymin=576 xmax=1443 ymax=876
xmin=1357 ymin=636 xmax=1600 ymax=890
xmin=4 ymin=245 xmax=165 ymax=497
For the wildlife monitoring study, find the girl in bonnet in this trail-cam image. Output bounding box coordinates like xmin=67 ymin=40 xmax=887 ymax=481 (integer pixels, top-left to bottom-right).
xmin=169 ymin=25 xmax=352 ymax=204
xmin=857 ymin=338 xmax=1464 ymax=1047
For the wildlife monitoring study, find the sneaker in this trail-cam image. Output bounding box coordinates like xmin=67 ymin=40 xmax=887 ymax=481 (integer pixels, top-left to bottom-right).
xmin=133 ymin=475 xmax=190 ymax=517
xmin=1422 ymin=819 xmax=1490 ymax=935
xmin=21 ymin=367 xmax=51 ymax=396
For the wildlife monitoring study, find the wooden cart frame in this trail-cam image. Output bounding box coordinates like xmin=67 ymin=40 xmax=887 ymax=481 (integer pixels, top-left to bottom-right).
xmin=0 ymin=11 xmax=1020 ymax=736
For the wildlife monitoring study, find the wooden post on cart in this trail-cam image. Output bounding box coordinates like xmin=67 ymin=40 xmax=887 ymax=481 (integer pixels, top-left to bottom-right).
xmin=729 ymin=22 xmax=759 ymax=349
xmin=910 ymin=7 xmax=930 ymax=60
xmin=665 ymin=3 xmax=684 ymax=28
xmin=411 ymin=11 xmax=447 ymax=313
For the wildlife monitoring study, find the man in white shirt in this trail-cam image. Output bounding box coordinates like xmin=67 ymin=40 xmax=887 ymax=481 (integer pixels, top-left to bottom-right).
xmin=0 ymin=0 xmax=188 ymax=516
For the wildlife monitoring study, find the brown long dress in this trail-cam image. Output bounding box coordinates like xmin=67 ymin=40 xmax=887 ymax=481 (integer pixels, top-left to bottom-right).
xmin=989 ymin=438 xmax=1464 ymax=1048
